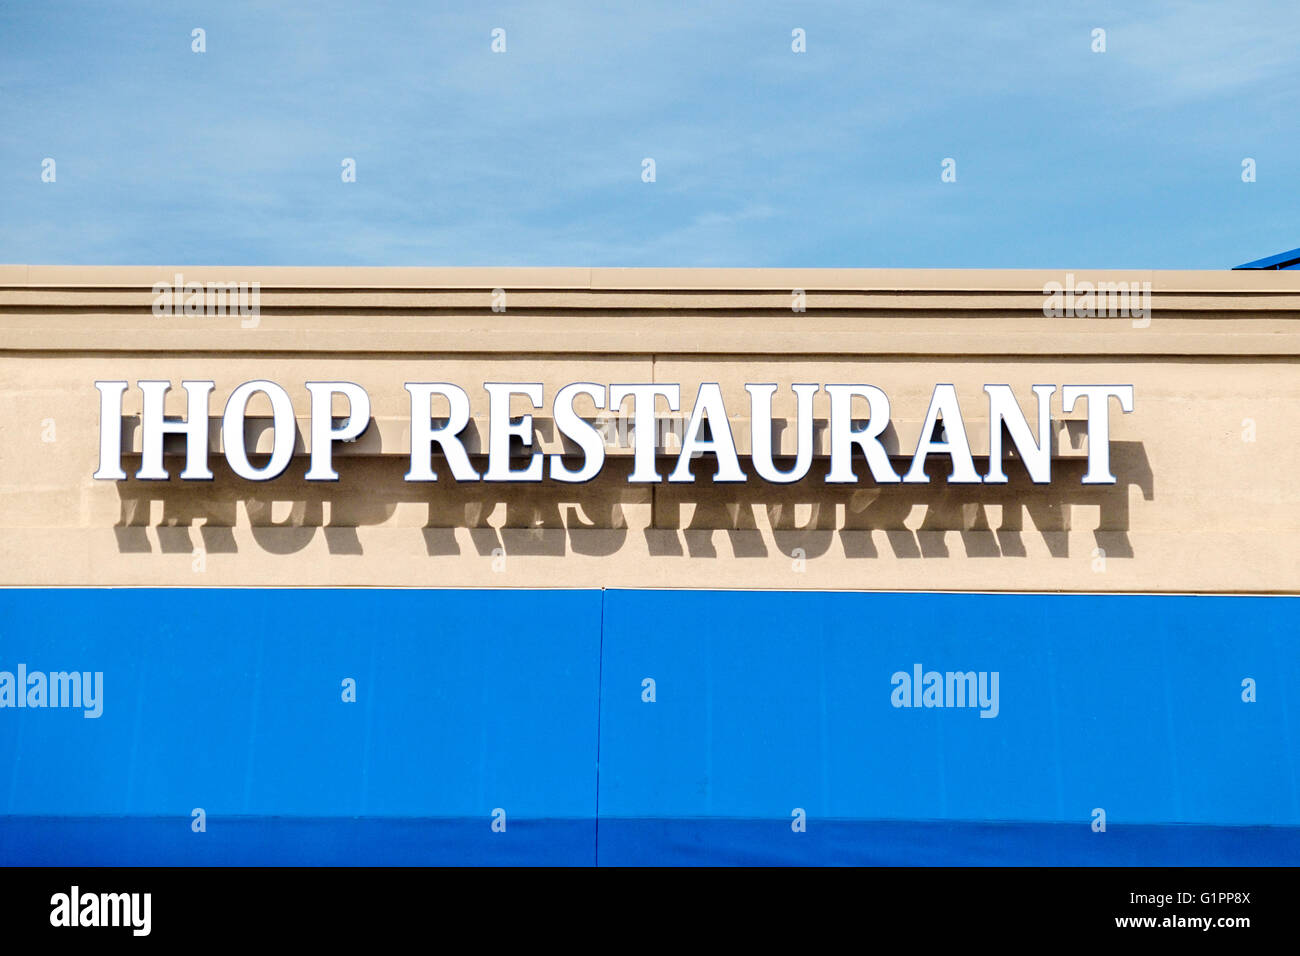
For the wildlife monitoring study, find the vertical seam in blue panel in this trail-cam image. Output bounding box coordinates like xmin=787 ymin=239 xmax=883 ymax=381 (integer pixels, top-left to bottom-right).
xmin=595 ymin=587 xmax=605 ymax=866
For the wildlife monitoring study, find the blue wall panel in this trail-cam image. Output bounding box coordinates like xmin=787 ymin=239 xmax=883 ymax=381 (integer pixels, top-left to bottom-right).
xmin=0 ymin=589 xmax=602 ymax=865
xmin=1 ymin=588 xmax=1296 ymax=865
xmin=597 ymin=591 xmax=1299 ymax=865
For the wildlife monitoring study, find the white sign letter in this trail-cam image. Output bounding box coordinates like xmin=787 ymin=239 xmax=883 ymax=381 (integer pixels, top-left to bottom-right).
xmin=746 ymin=383 xmax=818 ymax=483
xmin=550 ymin=382 xmax=606 ymax=482
xmin=405 ymin=383 xmax=480 ymax=481
xmin=484 ymin=383 xmax=544 ymax=482
xmin=305 ymin=382 xmax=371 ymax=480
xmin=669 ymin=383 xmax=745 ymax=483
xmin=904 ymin=384 xmax=980 ymax=483
xmin=138 ymin=380 xmax=215 ymax=480
xmin=1062 ymin=385 xmax=1134 ymax=484
xmin=825 ymin=385 xmax=899 ymax=483
xmin=93 ymin=380 xmax=129 ymax=480
xmin=608 ymin=384 xmax=680 ymax=482
xmin=222 ymin=380 xmax=295 ymax=481
xmin=984 ymin=384 xmax=1056 ymax=484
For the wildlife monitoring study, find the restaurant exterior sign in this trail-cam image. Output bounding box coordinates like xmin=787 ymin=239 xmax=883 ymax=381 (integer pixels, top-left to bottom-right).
xmin=94 ymin=379 xmax=1133 ymax=486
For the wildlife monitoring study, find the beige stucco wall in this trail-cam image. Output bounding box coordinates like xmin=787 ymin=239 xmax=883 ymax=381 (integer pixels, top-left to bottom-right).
xmin=1 ymin=266 xmax=1296 ymax=591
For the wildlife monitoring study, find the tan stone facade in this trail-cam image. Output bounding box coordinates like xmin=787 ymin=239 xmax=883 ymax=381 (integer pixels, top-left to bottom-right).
xmin=1 ymin=266 xmax=1296 ymax=592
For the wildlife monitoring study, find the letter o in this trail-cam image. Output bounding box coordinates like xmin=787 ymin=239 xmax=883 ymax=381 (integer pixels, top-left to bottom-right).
xmin=223 ymin=380 xmax=296 ymax=480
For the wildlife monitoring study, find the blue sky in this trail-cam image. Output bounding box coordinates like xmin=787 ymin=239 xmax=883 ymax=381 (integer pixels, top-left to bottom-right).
xmin=1 ymin=1 xmax=1297 ymax=268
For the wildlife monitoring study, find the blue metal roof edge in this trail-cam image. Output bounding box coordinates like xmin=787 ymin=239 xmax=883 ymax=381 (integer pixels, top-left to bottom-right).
xmin=1233 ymin=246 xmax=1300 ymax=269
